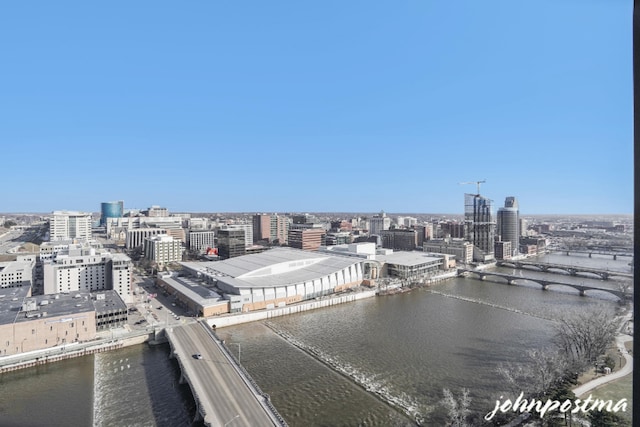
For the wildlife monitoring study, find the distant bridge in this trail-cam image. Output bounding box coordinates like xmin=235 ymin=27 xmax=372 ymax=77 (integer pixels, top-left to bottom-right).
xmin=495 ymin=260 xmax=633 ymax=280
xmin=458 ymin=269 xmax=631 ymax=301
xmin=549 ymin=249 xmax=633 ymax=260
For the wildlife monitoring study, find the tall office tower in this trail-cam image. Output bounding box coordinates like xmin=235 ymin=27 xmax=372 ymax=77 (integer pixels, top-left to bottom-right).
xmin=253 ymin=214 xmax=272 ymax=242
xmin=253 ymin=214 xmax=290 ymax=244
xmin=100 ymin=201 xmax=124 ymax=226
xmin=275 ymin=215 xmax=290 ymax=245
xmin=50 ymin=211 xmax=93 ymax=241
xmin=412 ymin=225 xmax=427 ymax=247
xmin=497 ymin=196 xmax=520 ymax=257
xmin=220 ymin=224 xmax=253 ymax=248
xmin=369 ymin=211 xmax=391 ymax=236
xmin=519 ymin=218 xmax=528 ymax=237
xmin=217 ymin=228 xmax=246 ymax=259
xmin=464 ymin=194 xmax=495 ymax=262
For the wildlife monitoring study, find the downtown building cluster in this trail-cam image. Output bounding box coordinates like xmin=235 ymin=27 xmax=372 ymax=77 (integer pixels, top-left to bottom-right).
xmin=0 ymin=192 xmax=543 ymax=356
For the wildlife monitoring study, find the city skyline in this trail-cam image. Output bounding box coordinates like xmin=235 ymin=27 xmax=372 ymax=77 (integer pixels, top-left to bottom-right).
xmin=0 ymin=2 xmax=632 ymax=215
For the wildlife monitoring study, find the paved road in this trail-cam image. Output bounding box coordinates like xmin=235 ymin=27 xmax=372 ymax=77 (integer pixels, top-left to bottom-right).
xmin=169 ymin=323 xmax=278 ymax=427
xmin=573 ymin=334 xmax=633 ymax=397
xmin=0 ymin=229 xmax=23 ymax=253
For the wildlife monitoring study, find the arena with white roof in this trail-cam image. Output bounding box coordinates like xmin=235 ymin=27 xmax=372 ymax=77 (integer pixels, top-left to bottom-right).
xmin=180 ymin=247 xmax=366 ymax=313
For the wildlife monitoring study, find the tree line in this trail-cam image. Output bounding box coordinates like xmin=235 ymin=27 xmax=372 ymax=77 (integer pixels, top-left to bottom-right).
xmin=442 ymin=304 xmax=629 ymax=426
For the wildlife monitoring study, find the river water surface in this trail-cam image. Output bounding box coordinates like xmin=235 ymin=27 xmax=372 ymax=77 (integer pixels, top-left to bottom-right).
xmin=0 ymin=253 xmax=631 ymax=426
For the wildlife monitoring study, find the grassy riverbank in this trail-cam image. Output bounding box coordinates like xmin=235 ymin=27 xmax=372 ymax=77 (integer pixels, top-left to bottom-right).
xmin=574 ymin=338 xmax=633 ymax=423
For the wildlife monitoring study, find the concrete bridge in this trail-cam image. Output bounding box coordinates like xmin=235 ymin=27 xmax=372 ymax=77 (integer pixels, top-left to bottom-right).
xmin=165 ymin=322 xmax=287 ymax=427
xmin=458 ymin=269 xmax=631 ymax=301
xmin=549 ymin=249 xmax=633 ymax=260
xmin=495 ymin=260 xmax=633 ymax=280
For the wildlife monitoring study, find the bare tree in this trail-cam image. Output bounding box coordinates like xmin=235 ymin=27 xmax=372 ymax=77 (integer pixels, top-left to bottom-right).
xmin=552 ymin=305 xmax=621 ymax=366
xmin=497 ymin=348 xmax=573 ymax=399
xmin=441 ymin=387 xmax=471 ymax=427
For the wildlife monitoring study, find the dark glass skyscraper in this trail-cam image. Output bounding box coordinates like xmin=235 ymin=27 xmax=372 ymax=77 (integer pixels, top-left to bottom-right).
xmin=464 ymin=193 xmax=495 ymax=261
xmin=217 ymin=228 xmax=246 ymax=259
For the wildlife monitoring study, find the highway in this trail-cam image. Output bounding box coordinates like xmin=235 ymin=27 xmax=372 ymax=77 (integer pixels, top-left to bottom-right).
xmin=168 ymin=323 xmax=280 ymax=427
xmin=0 ymin=227 xmax=45 ymax=254
xmin=0 ymin=229 xmax=24 ymax=254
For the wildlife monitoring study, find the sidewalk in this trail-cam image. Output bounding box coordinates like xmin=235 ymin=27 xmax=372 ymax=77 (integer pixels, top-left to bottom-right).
xmin=572 ymin=334 xmax=633 ymax=397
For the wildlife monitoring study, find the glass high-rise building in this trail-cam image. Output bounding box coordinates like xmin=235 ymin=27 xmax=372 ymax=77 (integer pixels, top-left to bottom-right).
xmin=100 ymin=201 xmax=124 ymax=226
xmin=217 ymin=228 xmax=246 ymax=259
xmin=464 ymin=193 xmax=495 ymax=261
xmin=497 ymin=196 xmax=520 ymax=257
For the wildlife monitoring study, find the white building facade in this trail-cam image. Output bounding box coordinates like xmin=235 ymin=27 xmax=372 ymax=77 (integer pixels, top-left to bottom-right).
xmin=369 ymin=211 xmax=391 ymax=236
xmin=126 ymin=228 xmax=167 ymax=249
xmin=188 ymin=231 xmax=216 ymax=253
xmin=0 ymin=258 xmax=36 ymax=288
xmin=49 ymin=211 xmax=93 ymax=241
xmin=144 ymin=235 xmax=183 ymax=264
xmin=42 ymin=246 xmax=133 ymax=303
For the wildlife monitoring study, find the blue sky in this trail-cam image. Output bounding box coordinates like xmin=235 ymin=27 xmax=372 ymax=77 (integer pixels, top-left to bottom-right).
xmin=0 ymin=1 xmax=632 ymax=215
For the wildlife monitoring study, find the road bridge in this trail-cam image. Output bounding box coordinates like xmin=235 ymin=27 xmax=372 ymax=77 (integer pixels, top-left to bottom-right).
xmin=495 ymin=260 xmax=633 ymax=280
xmin=458 ymin=269 xmax=631 ymax=301
xmin=549 ymin=249 xmax=633 ymax=260
xmin=165 ymin=322 xmax=286 ymax=427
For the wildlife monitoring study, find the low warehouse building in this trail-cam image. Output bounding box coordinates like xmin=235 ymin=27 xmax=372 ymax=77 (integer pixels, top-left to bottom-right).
xmin=155 ymin=274 xmax=230 ymax=317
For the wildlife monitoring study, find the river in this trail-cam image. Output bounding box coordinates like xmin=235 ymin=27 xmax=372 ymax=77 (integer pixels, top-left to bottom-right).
xmin=0 ymin=253 xmax=632 ymax=426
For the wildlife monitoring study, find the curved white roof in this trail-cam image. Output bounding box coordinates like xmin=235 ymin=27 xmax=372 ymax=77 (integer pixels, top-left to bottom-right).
xmin=181 ymin=247 xmax=362 ymax=289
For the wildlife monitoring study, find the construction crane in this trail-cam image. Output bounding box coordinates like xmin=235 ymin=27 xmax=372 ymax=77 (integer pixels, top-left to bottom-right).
xmin=459 ymin=179 xmax=486 ymax=195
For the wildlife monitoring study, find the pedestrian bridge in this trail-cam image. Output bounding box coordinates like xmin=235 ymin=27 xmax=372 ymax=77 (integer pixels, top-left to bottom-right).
xmin=165 ymin=322 xmax=287 ymax=427
xmin=458 ymin=269 xmax=631 ymax=301
xmin=495 ymin=260 xmax=633 ymax=280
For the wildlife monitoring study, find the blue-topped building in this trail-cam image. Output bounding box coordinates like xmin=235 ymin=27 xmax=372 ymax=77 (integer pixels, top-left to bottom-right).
xmin=100 ymin=201 xmax=124 ymax=226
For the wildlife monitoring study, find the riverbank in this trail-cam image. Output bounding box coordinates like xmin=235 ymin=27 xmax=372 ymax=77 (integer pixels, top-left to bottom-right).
xmin=205 ymin=288 xmax=378 ymax=329
xmin=572 ymin=334 xmax=633 ymax=397
xmin=0 ymin=272 xmax=458 ymax=373
xmin=0 ymin=330 xmax=151 ymax=373
xmin=0 ymin=286 xmax=380 ymax=372
xmin=376 ymin=271 xmax=459 ymax=296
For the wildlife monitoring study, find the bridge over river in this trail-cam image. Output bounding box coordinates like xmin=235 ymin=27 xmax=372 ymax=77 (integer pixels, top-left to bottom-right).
xmin=165 ymin=321 xmax=287 ymax=427
xmin=549 ymin=249 xmax=633 ymax=260
xmin=495 ymin=260 xmax=633 ymax=280
xmin=458 ymin=269 xmax=631 ymax=301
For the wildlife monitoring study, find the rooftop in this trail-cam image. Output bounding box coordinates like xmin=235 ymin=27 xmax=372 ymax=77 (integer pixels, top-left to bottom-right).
xmin=181 ymin=247 xmax=362 ymax=289
xmin=0 ymin=260 xmax=34 ymax=275
xmin=0 ymin=289 xmax=96 ymax=326
xmin=160 ymin=275 xmax=226 ymax=307
xmin=376 ymin=251 xmax=444 ymax=267
xmin=92 ymin=290 xmax=127 ymax=313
